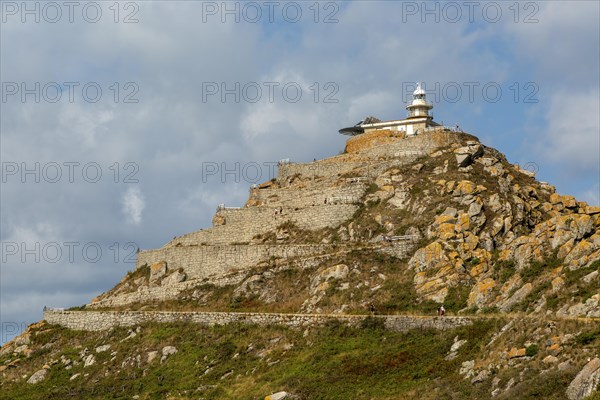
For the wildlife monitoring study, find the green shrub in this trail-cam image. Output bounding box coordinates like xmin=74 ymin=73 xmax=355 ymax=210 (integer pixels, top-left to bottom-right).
xmin=565 ymin=259 xmax=600 ymax=286
xmin=498 ymin=369 xmax=577 ymax=400
xmin=444 ymin=286 xmax=470 ymax=312
xmin=574 ymin=285 xmax=596 ymax=302
xmin=494 ymin=259 xmax=516 ymax=283
xmin=366 ymin=182 xmax=379 ymax=194
xmin=521 ymin=260 xmax=545 ymax=281
xmin=366 ymin=198 xmax=381 ymax=208
xmin=545 ymin=294 xmax=560 ymax=310
xmin=464 ymin=306 xmax=479 ymax=314
xmin=576 ymin=327 xmax=600 ymax=345
xmin=520 ymin=254 xmax=562 ymax=282
xmin=409 ymin=185 xmax=423 ymax=195
xmin=66 ymin=304 xmax=87 ymax=311
xmin=525 ymin=344 xmax=539 ymax=357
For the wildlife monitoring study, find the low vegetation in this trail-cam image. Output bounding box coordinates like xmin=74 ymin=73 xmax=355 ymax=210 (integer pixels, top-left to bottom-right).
xmin=1 ymin=319 xmax=510 ymax=400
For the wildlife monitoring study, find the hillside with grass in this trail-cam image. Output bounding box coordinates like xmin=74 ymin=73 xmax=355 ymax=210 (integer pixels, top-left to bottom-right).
xmin=2 ymin=317 xmax=599 ymax=400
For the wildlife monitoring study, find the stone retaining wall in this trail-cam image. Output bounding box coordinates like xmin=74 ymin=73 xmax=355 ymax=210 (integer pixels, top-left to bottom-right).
xmin=212 ymin=204 xmax=359 ymax=230
xmin=96 ymin=243 xmax=415 ymax=308
xmin=277 ymin=158 xmax=417 ymax=182
xmin=165 ymin=204 xmax=357 ymax=247
xmin=137 ymin=239 xmax=417 ymax=282
xmin=345 ymin=129 xmax=405 ymax=153
xmin=365 ymin=130 xmax=476 ymax=159
xmin=276 ymin=131 xmax=473 ymax=182
xmin=136 ymin=244 xmax=347 ymax=279
xmin=247 ymin=183 xmax=367 ymax=208
xmin=44 ymin=310 xmax=473 ymax=332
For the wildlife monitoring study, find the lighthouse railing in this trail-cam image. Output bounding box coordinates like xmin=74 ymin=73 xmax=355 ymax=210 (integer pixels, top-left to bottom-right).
xmin=423 ymin=126 xmax=463 ymax=133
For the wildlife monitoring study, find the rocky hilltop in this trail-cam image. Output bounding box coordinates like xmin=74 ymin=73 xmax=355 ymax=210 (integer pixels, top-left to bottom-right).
xmin=1 ymin=127 xmax=599 ymax=400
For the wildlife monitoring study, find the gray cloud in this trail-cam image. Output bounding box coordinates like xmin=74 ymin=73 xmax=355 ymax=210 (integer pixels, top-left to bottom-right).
xmin=122 ymin=187 xmax=145 ymax=225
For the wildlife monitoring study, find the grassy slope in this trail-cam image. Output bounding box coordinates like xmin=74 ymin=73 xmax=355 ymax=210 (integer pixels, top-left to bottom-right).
xmin=3 ymin=317 xmax=596 ymax=400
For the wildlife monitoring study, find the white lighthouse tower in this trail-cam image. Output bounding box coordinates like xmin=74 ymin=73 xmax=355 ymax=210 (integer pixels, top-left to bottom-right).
xmin=406 ymin=82 xmax=433 ymax=119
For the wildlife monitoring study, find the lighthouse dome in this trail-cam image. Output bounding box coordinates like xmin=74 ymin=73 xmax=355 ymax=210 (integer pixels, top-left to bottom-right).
xmin=413 ymin=83 xmax=426 ymax=96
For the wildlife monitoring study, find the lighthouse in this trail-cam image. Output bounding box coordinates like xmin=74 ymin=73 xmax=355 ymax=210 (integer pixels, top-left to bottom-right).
xmin=339 ymin=82 xmax=440 ymax=136
xmin=406 ymin=82 xmax=433 ymax=119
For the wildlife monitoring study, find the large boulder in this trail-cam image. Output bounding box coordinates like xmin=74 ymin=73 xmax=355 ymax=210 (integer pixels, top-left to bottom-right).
xmin=150 ymin=261 xmax=168 ymax=281
xmin=147 ymin=351 xmax=159 ymax=363
xmin=234 ymin=274 xmax=266 ymax=298
xmin=409 ymin=241 xmax=462 ymax=302
xmin=459 ymin=360 xmax=475 ymax=379
xmin=498 ymin=283 xmax=532 ymax=312
xmin=566 ymin=358 xmax=600 ymax=400
xmin=454 ymin=143 xmax=484 ymax=167
xmin=310 ymin=264 xmax=349 ymax=291
xmin=161 ymin=346 xmax=178 ymax=363
xmin=95 ymin=344 xmax=111 ymax=353
xmin=83 ymin=354 xmax=96 ymax=367
xmin=162 ymin=270 xmax=187 ymax=286
xmin=551 ymin=214 xmax=594 ymax=249
xmin=265 ymin=392 xmax=288 ymax=400
xmin=564 ymin=234 xmax=600 ymax=270
xmin=558 ymin=294 xmax=600 ymax=318
xmin=27 ymin=369 xmax=48 ymax=384
xmin=388 ymin=190 xmax=410 ymax=209
xmin=468 ymin=278 xmax=496 ymax=308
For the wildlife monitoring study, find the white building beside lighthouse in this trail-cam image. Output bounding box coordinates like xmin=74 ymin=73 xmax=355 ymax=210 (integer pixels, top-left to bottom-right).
xmin=339 ymin=82 xmax=441 ymax=136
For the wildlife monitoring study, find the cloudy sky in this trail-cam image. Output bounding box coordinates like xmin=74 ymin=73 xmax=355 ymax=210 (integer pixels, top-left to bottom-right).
xmin=1 ymin=1 xmax=599 ymax=343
